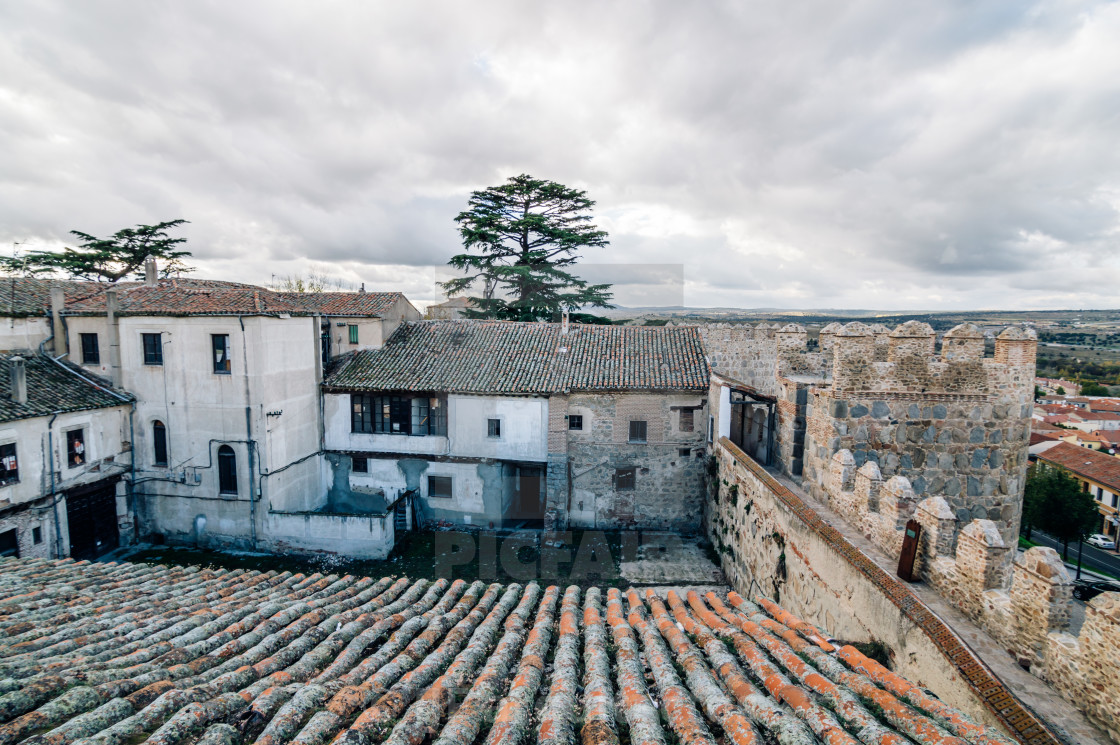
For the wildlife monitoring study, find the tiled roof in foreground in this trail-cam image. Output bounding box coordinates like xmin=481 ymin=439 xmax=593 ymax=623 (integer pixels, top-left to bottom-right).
xmin=0 ymin=558 xmax=1015 ymax=745
xmin=324 ymin=320 xmax=711 ymax=393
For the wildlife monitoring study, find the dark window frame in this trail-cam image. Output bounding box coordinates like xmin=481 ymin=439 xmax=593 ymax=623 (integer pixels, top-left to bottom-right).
xmin=615 ymin=467 xmax=636 ymax=491
xmin=212 ymin=334 xmax=232 ymax=374
xmin=142 ymin=333 xmax=163 ymax=365
xmin=487 ymin=418 xmax=501 ymax=438
xmin=32 ymin=526 xmax=42 ymax=544
xmin=66 ymin=429 xmax=86 ymax=468
xmin=628 ymin=420 xmax=648 ymax=443
xmin=153 ymin=421 xmax=168 ymax=467
xmin=217 ymin=445 xmax=238 ymax=495
xmin=80 ymin=333 xmax=100 ymax=364
xmin=568 ymin=414 xmax=583 ymax=431
xmin=352 ymin=456 xmax=368 ymax=473
xmin=350 ymin=393 xmax=448 ymax=436
xmin=0 ymin=442 xmax=18 ymax=486
xmin=428 ymin=475 xmax=453 ymax=498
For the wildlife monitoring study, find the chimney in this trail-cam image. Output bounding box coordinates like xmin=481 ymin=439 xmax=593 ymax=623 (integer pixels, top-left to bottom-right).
xmin=49 ymin=287 xmax=65 ymax=355
xmin=359 ymin=283 xmax=365 ymax=294
xmin=9 ymin=357 xmax=26 ymax=405
xmin=144 ymin=256 xmax=158 ymax=286
xmin=561 ymin=311 xmax=570 ymax=336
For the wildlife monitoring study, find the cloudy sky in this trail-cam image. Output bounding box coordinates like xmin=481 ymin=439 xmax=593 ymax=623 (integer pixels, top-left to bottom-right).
xmin=2 ymin=1 xmax=1118 ymax=310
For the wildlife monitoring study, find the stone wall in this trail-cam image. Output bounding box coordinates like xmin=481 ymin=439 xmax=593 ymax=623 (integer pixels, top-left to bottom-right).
xmin=549 ymin=391 xmax=707 ymax=531
xmin=705 ymin=437 xmax=1060 ymax=742
xmin=823 ymin=447 xmax=1120 ymax=741
xmin=802 ymin=322 xmax=1036 ymax=550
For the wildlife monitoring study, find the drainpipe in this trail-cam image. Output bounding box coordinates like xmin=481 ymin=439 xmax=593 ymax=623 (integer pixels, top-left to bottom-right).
xmin=238 ymin=316 xmax=257 ymax=548
xmin=47 ymin=412 xmax=62 ymax=558
xmin=106 ymin=290 xmax=122 ymax=387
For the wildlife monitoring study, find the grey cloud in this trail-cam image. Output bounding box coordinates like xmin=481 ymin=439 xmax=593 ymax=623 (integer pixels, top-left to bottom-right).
xmin=0 ymin=0 xmax=1118 ymax=310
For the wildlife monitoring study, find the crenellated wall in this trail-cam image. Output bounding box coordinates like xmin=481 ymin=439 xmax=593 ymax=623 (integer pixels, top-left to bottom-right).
xmin=802 ymin=322 xmax=1037 ymax=551
xmin=704 ymin=437 xmax=1063 ymax=742
xmin=824 ymin=446 xmax=1120 ymax=741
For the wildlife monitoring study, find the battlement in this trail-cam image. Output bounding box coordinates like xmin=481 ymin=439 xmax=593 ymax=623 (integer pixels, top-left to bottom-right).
xmin=696 ymin=320 xmax=1037 ymax=400
xmin=823 ymin=448 xmax=1102 ymax=680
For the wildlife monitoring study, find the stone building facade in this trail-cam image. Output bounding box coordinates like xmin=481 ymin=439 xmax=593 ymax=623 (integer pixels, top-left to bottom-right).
xmin=701 ymin=319 xmax=1037 ymax=548
xmin=323 ymin=320 xmax=710 ymax=534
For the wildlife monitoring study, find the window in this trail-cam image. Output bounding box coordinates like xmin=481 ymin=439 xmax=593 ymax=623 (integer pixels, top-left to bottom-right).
xmin=0 ymin=529 xmax=16 ymax=558
xmin=679 ymin=448 xmax=692 ymax=457
xmin=0 ymin=443 xmax=17 ymax=486
xmin=428 ymin=475 xmax=453 ymax=498
xmin=352 ymin=456 xmax=368 ymax=473
xmin=628 ymin=420 xmax=647 ymax=443
xmin=152 ymin=421 xmax=168 ymax=467
xmin=348 ymin=325 xmax=359 ymax=345
xmin=679 ymin=409 xmax=695 ymax=432
xmin=568 ymin=415 xmax=583 ymax=431
xmin=615 ymin=467 xmax=636 ymax=491
xmin=80 ymin=333 xmax=100 ymax=364
xmin=212 ymin=334 xmax=231 ymax=374
xmin=351 ymin=394 xmax=448 ymax=436
xmin=218 ymin=445 xmax=237 ymax=494
xmin=142 ymin=333 xmax=163 ymax=365
xmin=32 ymin=527 xmax=42 ymax=545
xmin=66 ymin=430 xmax=86 ymax=468
xmin=488 ymin=418 xmax=501 ymax=438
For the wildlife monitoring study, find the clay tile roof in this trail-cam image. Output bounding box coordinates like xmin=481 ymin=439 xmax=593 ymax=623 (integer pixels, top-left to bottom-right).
xmin=279 ymin=291 xmax=405 ymax=317
xmin=60 ymin=280 xmax=302 ymax=317
xmin=323 ymin=320 xmax=710 ymax=394
xmin=1036 ymin=441 xmax=1120 ymax=491
xmin=0 ymin=352 xmax=131 ymax=423
xmin=0 ymin=558 xmax=1005 ymax=745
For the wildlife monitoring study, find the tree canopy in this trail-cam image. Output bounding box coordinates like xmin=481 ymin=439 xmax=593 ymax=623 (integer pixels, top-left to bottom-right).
xmin=1023 ymin=464 xmax=1100 ymax=558
xmin=440 ymin=174 xmax=612 ymax=322
xmin=2 ymin=220 xmax=194 ymax=282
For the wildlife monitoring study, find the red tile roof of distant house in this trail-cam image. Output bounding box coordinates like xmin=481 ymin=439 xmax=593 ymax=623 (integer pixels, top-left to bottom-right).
xmin=280 ymin=292 xmax=408 ymax=317
xmin=1036 ymin=441 xmax=1120 ymax=492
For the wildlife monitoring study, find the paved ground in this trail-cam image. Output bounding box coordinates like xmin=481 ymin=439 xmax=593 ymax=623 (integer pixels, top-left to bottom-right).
xmin=1027 ymin=530 xmax=1120 ymax=577
xmin=775 ymin=472 xmax=1111 ymax=745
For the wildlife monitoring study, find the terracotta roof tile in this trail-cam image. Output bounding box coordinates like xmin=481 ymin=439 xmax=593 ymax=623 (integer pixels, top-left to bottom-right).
xmin=323 ymin=320 xmax=711 ymax=394
xmin=1036 ymin=441 xmax=1120 ymax=491
xmin=0 ymin=558 xmax=1006 ymax=745
xmin=0 ymin=352 xmax=131 ymax=423
xmin=279 ymin=291 xmax=406 ymax=316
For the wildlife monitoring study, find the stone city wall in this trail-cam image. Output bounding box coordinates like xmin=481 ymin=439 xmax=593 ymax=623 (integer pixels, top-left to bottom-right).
xmin=802 ymin=322 xmax=1037 ymax=549
xmin=706 ymin=437 xmax=1060 ymax=742
xmin=824 ymin=447 xmax=1120 ymax=742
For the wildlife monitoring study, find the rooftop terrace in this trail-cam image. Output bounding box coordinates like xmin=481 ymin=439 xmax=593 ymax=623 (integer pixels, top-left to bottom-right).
xmin=0 ymin=557 xmax=1016 ymax=745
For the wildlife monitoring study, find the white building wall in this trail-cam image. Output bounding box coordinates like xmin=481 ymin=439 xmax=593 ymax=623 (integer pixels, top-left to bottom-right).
xmin=70 ymin=314 xmax=323 ymax=547
xmin=0 ymin=404 xmax=131 ymax=558
xmin=0 ymin=317 xmax=50 ymax=352
xmin=323 ymin=393 xmax=547 ymax=462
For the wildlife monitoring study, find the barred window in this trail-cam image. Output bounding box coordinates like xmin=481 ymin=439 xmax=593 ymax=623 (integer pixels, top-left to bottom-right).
xmin=628 ymin=420 xmax=647 ymax=443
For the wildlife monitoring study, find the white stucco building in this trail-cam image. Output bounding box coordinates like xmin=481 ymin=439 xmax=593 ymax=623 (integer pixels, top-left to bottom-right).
xmin=0 ymin=352 xmax=133 ymax=560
